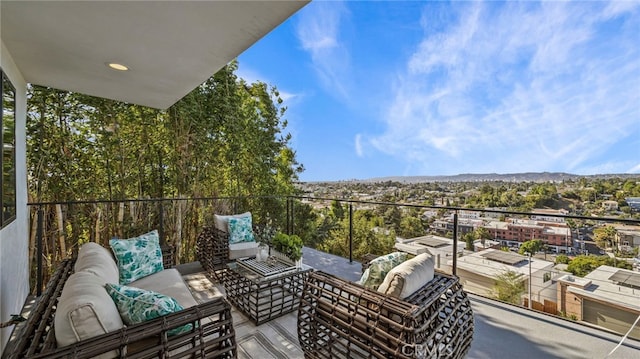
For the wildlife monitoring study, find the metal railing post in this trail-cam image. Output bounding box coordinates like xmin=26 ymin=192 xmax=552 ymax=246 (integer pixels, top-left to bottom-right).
xmin=349 ymin=203 xmax=353 ymax=264
xmin=159 ymin=200 xmax=165 ymax=245
xmin=452 ymin=211 xmax=458 ymax=276
xmin=285 ymin=198 xmax=291 ymax=235
xmin=36 ymin=206 xmax=44 ymax=296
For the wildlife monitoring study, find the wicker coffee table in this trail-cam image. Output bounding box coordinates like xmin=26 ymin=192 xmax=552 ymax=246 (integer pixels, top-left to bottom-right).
xmin=222 ymin=258 xmax=312 ymax=325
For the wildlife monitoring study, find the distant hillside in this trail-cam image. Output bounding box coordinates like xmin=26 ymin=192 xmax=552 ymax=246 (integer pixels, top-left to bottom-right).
xmin=325 ymin=172 xmax=640 ymax=184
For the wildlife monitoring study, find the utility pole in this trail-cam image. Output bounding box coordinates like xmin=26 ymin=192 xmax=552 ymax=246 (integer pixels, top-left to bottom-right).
xmin=528 ymin=252 xmax=532 ymax=309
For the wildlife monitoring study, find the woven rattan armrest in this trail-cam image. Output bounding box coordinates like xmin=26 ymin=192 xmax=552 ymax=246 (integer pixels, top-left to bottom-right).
xmin=29 ymin=298 xmax=236 ymax=359
xmin=161 ymin=245 xmax=176 ymax=268
xmin=196 ymin=226 xmax=230 ymax=276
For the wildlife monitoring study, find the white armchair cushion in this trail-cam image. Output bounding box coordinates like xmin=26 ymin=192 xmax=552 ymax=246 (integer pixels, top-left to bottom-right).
xmin=377 ymin=253 xmax=435 ymax=299
xmin=228 ymin=241 xmax=259 ymax=260
xmin=213 ymin=211 xmax=251 ymax=233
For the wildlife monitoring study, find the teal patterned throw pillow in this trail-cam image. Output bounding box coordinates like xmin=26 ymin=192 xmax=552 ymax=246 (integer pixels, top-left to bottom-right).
xmin=105 ymin=283 xmax=192 ymax=336
xmin=228 ymin=216 xmax=255 ymax=244
xmin=109 ymin=230 xmax=163 ymax=285
xmin=359 ymin=252 xmax=408 ymax=289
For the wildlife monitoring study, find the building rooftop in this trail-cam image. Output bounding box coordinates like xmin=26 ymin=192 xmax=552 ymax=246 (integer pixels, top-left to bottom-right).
xmin=486 ymin=220 xmax=509 ymax=230
xmin=395 ymin=235 xmax=466 ymax=268
xmin=454 ymin=248 xmax=555 ymax=279
xmin=568 ymin=265 xmax=640 ymax=313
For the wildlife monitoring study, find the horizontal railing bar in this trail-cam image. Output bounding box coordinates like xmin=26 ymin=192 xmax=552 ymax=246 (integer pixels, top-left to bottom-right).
xmin=27 ymin=195 xmax=285 ymax=206
xmin=27 ymin=194 xmax=640 ymax=225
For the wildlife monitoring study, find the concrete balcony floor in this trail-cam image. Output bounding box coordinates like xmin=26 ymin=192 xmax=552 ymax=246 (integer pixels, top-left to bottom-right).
xmin=178 ymin=247 xmax=639 ymax=359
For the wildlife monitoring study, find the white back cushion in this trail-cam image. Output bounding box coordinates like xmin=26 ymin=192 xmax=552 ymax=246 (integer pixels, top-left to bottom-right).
xmin=377 ymin=253 xmax=435 ymax=299
xmin=75 ymin=242 xmax=119 ymax=284
xmin=213 ymin=211 xmax=251 ymax=233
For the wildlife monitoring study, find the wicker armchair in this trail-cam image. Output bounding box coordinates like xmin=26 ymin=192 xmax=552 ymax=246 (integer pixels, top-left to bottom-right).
xmin=3 ymin=246 xmax=237 ymax=359
xmin=297 ymin=271 xmax=474 ymax=359
xmin=196 ymin=224 xmax=271 ymax=278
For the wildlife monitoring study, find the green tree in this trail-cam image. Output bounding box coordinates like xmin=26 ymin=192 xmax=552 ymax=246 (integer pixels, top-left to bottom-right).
xmin=594 ymin=225 xmax=617 ymax=249
xmin=26 ymin=61 xmax=303 ymax=264
xmin=463 ymin=232 xmax=475 ymax=251
xmin=318 ymin=209 xmax=395 ymax=259
xmin=330 ymin=200 xmax=345 ymax=221
xmin=555 ymin=254 xmax=570 ymax=264
xmin=382 ymin=205 xmax=402 ymax=233
xmin=398 ymin=216 xmax=424 ymax=239
xmin=291 ymin=201 xmax=317 ymax=244
xmin=475 ymin=227 xmax=491 ymax=246
xmin=566 ymin=254 xmax=632 ymax=277
xmin=567 ymin=255 xmax=603 ymax=277
xmin=309 ymin=215 xmax=340 ymax=249
xmin=492 ymin=270 xmax=525 ymax=305
xmin=519 ymin=239 xmax=543 ymax=256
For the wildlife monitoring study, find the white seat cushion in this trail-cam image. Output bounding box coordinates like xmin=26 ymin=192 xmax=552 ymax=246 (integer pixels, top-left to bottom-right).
xmin=129 ymin=268 xmax=200 ymax=308
xmin=377 ymin=253 xmax=435 ymax=299
xmin=228 ymin=241 xmax=259 ymax=260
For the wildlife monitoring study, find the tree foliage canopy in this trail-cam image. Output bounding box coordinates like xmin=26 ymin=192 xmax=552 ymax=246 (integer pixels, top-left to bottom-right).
xmin=28 ymin=61 xmax=302 ymax=204
xmin=26 ymin=61 xmax=303 ymax=266
xmin=566 ymin=255 xmax=632 ymax=277
xmin=519 ymin=239 xmax=543 ymax=255
xmin=593 ymin=225 xmax=617 ymax=249
xmin=492 ymin=270 xmax=525 ymax=305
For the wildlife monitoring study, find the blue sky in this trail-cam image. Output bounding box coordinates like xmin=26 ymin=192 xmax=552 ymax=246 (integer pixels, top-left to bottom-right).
xmin=238 ymin=0 xmax=640 ymax=182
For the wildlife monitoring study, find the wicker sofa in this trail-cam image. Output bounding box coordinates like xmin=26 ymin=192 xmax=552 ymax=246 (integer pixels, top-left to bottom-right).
xmin=3 ymin=243 xmax=236 ymax=359
xmin=297 ymin=269 xmax=474 ymax=359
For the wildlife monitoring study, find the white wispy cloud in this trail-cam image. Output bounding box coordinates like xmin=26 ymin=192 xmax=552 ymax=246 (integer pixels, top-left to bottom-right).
xmin=371 ymin=1 xmax=640 ymax=175
xmin=354 ymin=134 xmax=364 ymax=157
xmin=278 ymin=90 xmax=297 ymax=102
xmin=629 ymin=163 xmax=640 ymax=173
xmin=236 ymin=67 xmax=301 ymax=104
xmin=296 ymin=1 xmax=351 ymax=101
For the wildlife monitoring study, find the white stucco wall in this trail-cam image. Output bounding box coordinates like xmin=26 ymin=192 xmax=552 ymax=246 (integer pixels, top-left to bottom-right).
xmin=0 ymin=40 xmax=30 ymax=354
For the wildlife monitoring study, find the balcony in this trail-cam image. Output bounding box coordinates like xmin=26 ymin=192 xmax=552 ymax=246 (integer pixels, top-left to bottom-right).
xmin=9 ymin=196 xmax=640 ymax=358
xmin=152 ymin=248 xmax=640 ymax=358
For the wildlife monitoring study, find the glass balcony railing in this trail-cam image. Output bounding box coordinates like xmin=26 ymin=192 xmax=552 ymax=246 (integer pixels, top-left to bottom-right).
xmin=27 ymin=195 xmax=640 ymax=341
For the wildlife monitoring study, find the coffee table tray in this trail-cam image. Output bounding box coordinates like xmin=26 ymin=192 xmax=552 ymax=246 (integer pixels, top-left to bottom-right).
xmin=237 ymin=257 xmax=295 ymax=277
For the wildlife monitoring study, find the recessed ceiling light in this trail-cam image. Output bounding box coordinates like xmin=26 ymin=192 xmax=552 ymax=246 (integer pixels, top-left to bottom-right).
xmin=107 ymin=62 xmax=129 ymax=71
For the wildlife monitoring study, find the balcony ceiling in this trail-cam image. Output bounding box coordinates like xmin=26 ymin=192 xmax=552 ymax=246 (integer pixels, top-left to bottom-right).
xmin=1 ymin=0 xmax=309 ymax=109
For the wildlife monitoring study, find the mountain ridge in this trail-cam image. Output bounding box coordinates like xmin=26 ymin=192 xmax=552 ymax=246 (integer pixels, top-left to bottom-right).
xmin=305 ymin=172 xmax=640 ymax=184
